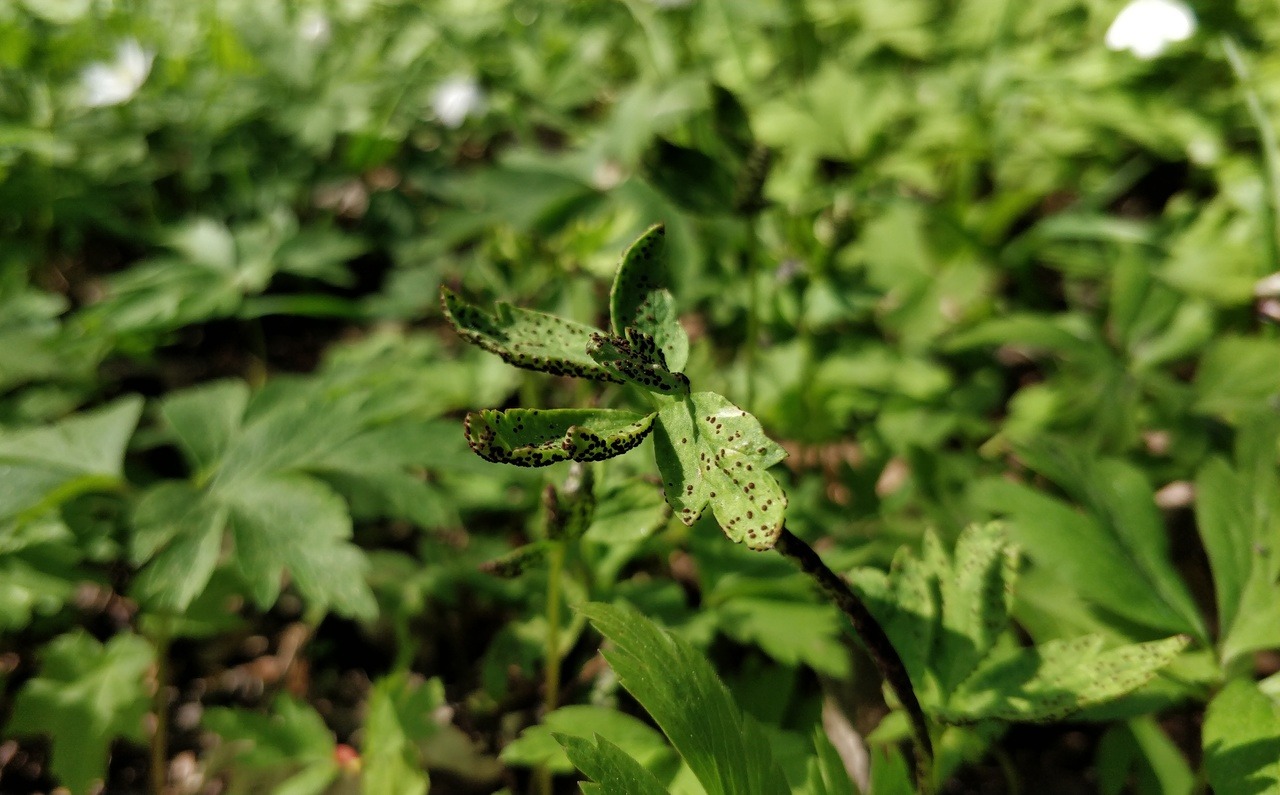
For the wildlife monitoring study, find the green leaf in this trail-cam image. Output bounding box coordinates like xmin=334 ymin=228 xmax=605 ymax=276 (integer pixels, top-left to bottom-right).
xmin=972 ymin=476 xmax=1205 ymax=639
xmin=555 ymin=734 xmax=672 ymax=795
xmin=464 ymin=408 xmax=656 ymax=467
xmin=10 ymin=631 xmax=153 ymax=795
xmin=849 ymin=524 xmax=1188 ymax=724
xmin=502 ymin=705 xmax=672 ymax=773
xmin=585 ymin=478 xmax=670 ymax=545
xmin=1194 ymin=336 xmax=1280 ymax=423
xmin=609 ymin=224 xmax=689 ymax=372
xmin=935 ymin=524 xmax=1018 ymax=695
xmin=997 ymin=446 xmax=1208 ymax=642
xmin=0 ymin=544 xmax=80 ymax=632
xmin=440 ymin=287 xmax=620 ymax=383
xmin=129 ymin=482 xmax=227 ymax=612
xmin=806 ymin=729 xmax=861 ymax=795
xmin=361 ymin=673 xmax=443 ymax=795
xmin=1096 ymin=718 xmax=1195 ymax=795
xmin=0 ymin=396 xmax=142 ymax=520
xmin=714 ymin=598 xmax=850 ymax=678
xmin=158 ymin=379 xmax=250 ymax=476
xmin=226 ymin=475 xmax=376 ymax=619
xmin=1195 ymin=416 xmax=1280 ymax=665
xmin=587 ymin=329 xmax=690 ymax=395
xmin=205 ymin=695 xmax=339 ymax=794
xmin=1203 ymin=680 xmax=1280 ymax=795
xmin=946 ymin=635 xmax=1189 ymax=723
xmin=580 ymin=601 xmax=791 ymax=795
xmin=652 ymin=393 xmax=788 ymax=550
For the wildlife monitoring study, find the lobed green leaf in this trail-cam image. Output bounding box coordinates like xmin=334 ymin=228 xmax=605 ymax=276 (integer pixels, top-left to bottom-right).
xmin=655 ymin=391 xmax=783 ymax=545
xmin=464 ymin=407 xmax=655 ymax=467
xmin=653 ymin=393 xmax=788 ymax=550
xmin=10 ymin=631 xmax=153 ymax=795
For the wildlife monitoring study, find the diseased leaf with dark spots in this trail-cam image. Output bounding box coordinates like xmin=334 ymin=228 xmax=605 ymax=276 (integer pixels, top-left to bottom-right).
xmin=610 ymin=224 xmax=689 ymax=372
xmin=441 ymin=287 xmax=620 ymax=383
xmin=587 ymin=329 xmax=690 ymax=396
xmin=481 ymin=541 xmax=550 ymax=577
xmin=653 ymin=393 xmax=788 ymax=551
xmin=465 ymin=408 xmax=656 ymax=468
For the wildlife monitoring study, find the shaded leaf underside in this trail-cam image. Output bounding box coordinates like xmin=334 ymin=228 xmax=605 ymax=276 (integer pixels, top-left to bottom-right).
xmin=441 ymin=287 xmax=620 ymax=383
xmin=465 ymin=408 xmax=656 ymax=467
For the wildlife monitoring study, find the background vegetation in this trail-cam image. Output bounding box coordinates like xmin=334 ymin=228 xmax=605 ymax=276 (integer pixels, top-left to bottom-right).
xmin=2 ymin=0 xmax=1280 ymax=792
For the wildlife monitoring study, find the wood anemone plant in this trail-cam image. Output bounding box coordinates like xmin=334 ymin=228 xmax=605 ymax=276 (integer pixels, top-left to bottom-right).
xmin=440 ymin=224 xmax=934 ymax=770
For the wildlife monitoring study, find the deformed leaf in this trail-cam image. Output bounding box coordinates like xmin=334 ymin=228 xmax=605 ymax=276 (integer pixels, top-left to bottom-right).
xmin=441 ymin=287 xmax=620 ymax=383
xmin=610 ymin=224 xmax=689 ymax=372
xmin=464 ymin=408 xmax=656 ymax=467
xmin=480 ymin=541 xmax=550 ymax=578
xmin=652 ymin=393 xmax=788 ymax=550
xmin=543 ymin=467 xmax=596 ymax=542
xmin=587 ymin=329 xmax=689 ymax=395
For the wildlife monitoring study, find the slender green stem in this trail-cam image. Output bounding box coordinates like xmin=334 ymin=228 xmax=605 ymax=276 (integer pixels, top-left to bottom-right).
xmin=535 ymin=542 xmax=567 ymax=795
xmin=742 ymin=228 xmax=761 ymax=413
xmin=149 ymin=620 xmax=172 ymax=795
xmin=1222 ymin=35 xmax=1280 ymax=271
xmin=773 ymin=527 xmax=934 ymax=787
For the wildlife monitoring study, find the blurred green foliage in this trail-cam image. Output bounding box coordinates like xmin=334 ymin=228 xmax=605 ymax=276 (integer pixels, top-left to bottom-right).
xmin=2 ymin=0 xmax=1280 ymax=792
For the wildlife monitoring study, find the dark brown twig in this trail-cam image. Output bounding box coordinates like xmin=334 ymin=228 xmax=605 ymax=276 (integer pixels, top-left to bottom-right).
xmin=774 ymin=527 xmax=934 ymax=772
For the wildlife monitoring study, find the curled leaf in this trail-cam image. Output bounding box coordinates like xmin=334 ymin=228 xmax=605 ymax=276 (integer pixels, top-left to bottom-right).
xmin=441 ymin=287 xmax=620 ymax=383
xmin=610 ymin=224 xmax=689 ymax=372
xmin=587 ymin=329 xmax=690 ymax=395
xmin=481 ymin=541 xmax=550 ymax=578
xmin=464 ymin=408 xmax=656 ymax=468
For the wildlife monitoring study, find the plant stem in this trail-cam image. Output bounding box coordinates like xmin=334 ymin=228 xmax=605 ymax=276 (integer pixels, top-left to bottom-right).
xmin=773 ymin=527 xmax=934 ymax=777
xmin=535 ymin=542 xmax=567 ymax=795
xmin=149 ymin=620 xmax=172 ymax=795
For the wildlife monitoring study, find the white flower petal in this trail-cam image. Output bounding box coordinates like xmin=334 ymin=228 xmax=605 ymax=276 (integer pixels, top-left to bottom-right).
xmin=1105 ymin=0 xmax=1196 ymax=59
xmin=80 ymin=38 xmax=154 ymax=108
xmin=299 ymin=12 xmax=331 ymax=45
xmin=431 ymin=76 xmax=485 ymax=128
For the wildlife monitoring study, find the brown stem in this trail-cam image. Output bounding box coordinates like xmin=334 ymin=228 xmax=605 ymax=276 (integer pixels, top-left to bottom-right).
xmin=774 ymin=527 xmax=934 ymax=769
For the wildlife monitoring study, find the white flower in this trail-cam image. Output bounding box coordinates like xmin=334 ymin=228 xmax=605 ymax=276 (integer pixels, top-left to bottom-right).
xmin=430 ymin=76 xmax=486 ymax=128
xmin=81 ymin=39 xmax=154 ymax=108
xmin=299 ymin=11 xmax=331 ymax=46
xmin=1105 ymin=0 xmax=1196 ymax=60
